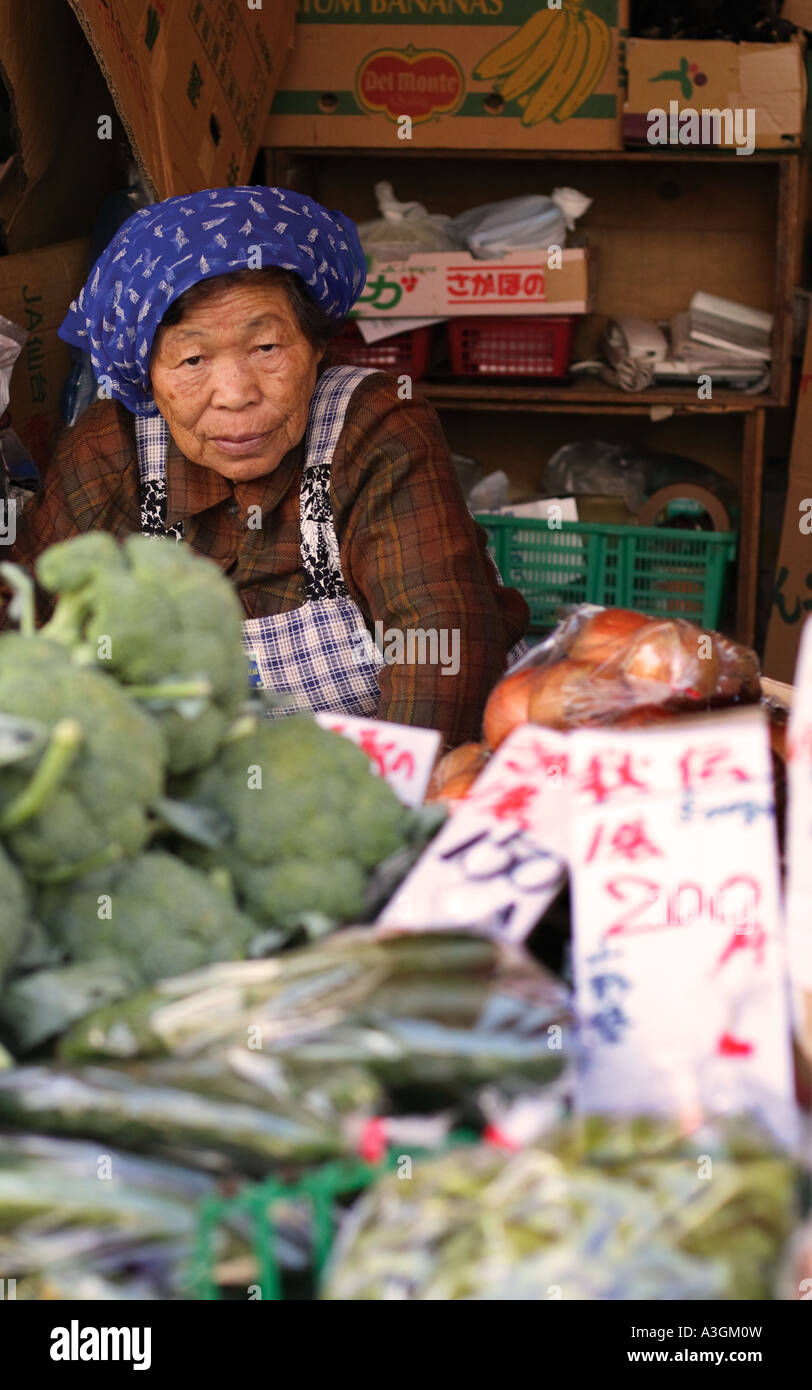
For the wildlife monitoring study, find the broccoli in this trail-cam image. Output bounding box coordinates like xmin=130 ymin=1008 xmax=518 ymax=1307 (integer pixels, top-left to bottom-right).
xmin=38 ymin=850 xmax=257 ymax=985
xmin=0 ymin=842 xmax=30 ymax=982
xmin=37 ymin=533 xmax=250 ymax=775
xmin=0 ymin=633 xmax=166 ymax=880
xmin=174 ymin=715 xmax=414 ymax=931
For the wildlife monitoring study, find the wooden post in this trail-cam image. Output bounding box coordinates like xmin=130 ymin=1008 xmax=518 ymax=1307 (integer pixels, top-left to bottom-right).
xmin=737 ymin=408 xmax=765 ymax=649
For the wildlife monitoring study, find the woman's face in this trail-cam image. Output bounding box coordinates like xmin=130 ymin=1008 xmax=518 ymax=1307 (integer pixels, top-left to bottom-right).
xmin=149 ymin=279 xmax=324 ymax=482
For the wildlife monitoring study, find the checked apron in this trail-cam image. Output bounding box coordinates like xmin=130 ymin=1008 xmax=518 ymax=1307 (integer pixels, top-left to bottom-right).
xmin=136 ymin=365 xmax=385 ymax=718
xmin=135 ymin=363 xmax=525 ymax=720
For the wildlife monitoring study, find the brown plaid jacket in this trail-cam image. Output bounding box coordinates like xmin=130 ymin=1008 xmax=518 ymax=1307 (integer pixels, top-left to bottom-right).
xmin=7 ymin=365 xmax=528 ymax=746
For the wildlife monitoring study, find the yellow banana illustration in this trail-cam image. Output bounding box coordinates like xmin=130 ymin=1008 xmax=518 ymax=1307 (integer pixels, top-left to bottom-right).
xmin=553 ymin=5 xmax=611 ymax=123
xmin=474 ymin=8 xmax=561 ymax=82
xmin=521 ymin=11 xmax=590 ymax=124
xmin=519 ymin=13 xmax=579 ymax=126
xmin=499 ymin=10 xmax=572 ymax=104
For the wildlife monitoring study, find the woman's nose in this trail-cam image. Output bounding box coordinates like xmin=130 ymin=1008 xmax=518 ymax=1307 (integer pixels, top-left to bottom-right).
xmin=209 ymin=360 xmax=263 ymax=411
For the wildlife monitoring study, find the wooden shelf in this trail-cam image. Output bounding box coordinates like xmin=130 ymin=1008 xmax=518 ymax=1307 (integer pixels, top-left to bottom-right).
xmin=268 ymin=145 xmax=806 ymax=649
xmin=418 ymin=379 xmax=778 ymax=415
xmin=275 ymin=146 xmax=802 ymax=165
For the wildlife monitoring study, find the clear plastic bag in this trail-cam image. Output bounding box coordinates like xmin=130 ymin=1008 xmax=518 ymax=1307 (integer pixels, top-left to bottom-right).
xmin=467 ymin=469 xmax=510 ymax=512
xmin=543 ymin=441 xmax=648 ymax=513
xmin=357 ymin=181 xmax=459 ymax=261
xmin=483 ymin=605 xmax=762 ymax=748
xmin=450 ymin=188 xmax=591 ymax=260
xmin=543 ymin=440 xmax=739 ymax=518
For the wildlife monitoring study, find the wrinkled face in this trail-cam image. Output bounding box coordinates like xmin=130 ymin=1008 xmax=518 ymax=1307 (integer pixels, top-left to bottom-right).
xmin=149 ymin=279 xmax=324 ymax=482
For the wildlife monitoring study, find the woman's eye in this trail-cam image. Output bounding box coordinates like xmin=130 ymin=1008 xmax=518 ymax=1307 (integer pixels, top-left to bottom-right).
xmin=182 ymin=355 xmax=202 ymax=367
xmin=257 ymin=344 xmax=277 ymax=355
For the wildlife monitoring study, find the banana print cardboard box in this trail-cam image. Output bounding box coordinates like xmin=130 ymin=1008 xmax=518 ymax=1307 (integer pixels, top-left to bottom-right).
xmin=265 ymin=1 xmax=630 ymax=151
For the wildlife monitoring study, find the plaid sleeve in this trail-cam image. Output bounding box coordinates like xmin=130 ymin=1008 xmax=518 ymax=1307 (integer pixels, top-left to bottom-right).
xmin=336 ymin=376 xmax=529 ymax=747
xmin=2 ymin=403 xmax=140 ymax=625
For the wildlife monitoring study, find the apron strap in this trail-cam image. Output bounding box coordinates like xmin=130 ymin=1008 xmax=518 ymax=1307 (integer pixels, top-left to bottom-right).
xmin=134 ymin=413 xmax=183 ymax=539
xmin=298 ymin=365 xmax=379 ymax=601
xmin=133 ymin=364 xmax=380 ymax=572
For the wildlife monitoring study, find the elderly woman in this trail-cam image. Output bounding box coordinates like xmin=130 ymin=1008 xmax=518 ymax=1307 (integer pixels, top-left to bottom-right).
xmin=8 ymin=186 xmax=527 ymax=745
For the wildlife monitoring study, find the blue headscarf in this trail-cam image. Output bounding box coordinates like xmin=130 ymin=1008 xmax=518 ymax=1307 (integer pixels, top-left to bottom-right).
xmin=58 ymin=186 xmax=367 ymax=417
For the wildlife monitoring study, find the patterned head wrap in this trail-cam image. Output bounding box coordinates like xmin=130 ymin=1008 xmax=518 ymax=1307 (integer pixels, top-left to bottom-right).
xmin=58 ymin=186 xmax=367 ymax=417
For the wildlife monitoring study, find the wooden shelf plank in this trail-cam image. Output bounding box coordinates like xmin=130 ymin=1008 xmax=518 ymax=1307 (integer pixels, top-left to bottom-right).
xmin=273 ymin=147 xmax=802 ymax=165
xmin=418 ymin=380 xmax=778 ymax=415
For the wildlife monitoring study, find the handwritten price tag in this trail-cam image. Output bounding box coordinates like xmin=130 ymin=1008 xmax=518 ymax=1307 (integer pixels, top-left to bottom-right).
xmin=314 ymin=712 xmax=440 ymax=807
xmin=377 ymin=725 xmax=570 ymax=942
xmin=568 ymin=707 xmax=796 ymax=1144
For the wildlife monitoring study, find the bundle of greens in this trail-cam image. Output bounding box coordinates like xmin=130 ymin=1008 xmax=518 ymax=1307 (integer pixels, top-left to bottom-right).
xmin=0 ymin=1064 xmax=353 ymax=1174
xmin=0 ymin=1133 xmax=249 ymax=1299
xmin=322 ymin=1117 xmax=797 ymax=1301
xmin=0 ymin=933 xmax=571 ymax=1196
xmin=58 ymin=931 xmax=571 ymax=1105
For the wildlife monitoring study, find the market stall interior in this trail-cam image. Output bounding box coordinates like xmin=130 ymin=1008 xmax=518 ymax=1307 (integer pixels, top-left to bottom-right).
xmin=1 ymin=0 xmax=812 ymax=1308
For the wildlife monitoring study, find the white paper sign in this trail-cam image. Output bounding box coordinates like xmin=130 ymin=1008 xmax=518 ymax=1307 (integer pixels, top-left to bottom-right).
xmin=785 ymin=617 xmax=812 ymax=995
xmin=355 ymin=316 xmax=442 ymax=344
xmin=568 ymin=707 xmax=796 ymax=1145
xmin=377 ymin=724 xmax=570 ymax=941
xmin=314 ymin=711 xmax=440 ymax=807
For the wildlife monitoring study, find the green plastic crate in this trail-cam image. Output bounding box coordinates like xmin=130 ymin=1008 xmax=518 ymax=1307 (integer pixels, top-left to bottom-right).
xmin=476 ymin=514 xmax=738 ymax=632
xmin=191 ymin=1133 xmax=479 ymax=1301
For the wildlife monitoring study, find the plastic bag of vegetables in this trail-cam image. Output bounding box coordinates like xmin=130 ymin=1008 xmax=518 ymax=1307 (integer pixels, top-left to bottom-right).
xmin=322 ymin=1117 xmax=796 ymax=1301
xmin=483 ymin=605 xmax=762 ymax=750
xmin=0 ymin=1133 xmax=249 ymax=1299
xmin=58 ymin=931 xmax=571 ymax=1106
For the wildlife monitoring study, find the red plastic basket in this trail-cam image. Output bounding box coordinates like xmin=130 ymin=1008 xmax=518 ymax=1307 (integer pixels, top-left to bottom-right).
xmin=447 ymin=316 xmax=574 ymax=379
xmin=332 ymin=323 xmax=433 ymax=379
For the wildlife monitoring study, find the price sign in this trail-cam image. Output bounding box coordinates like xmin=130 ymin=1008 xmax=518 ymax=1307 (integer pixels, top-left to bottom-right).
xmin=314 ymin=711 xmax=440 ymax=807
xmin=377 ymin=724 xmax=570 ymax=942
xmin=568 ymin=707 xmax=796 ymax=1145
xmin=785 ymin=617 xmax=812 ymax=1038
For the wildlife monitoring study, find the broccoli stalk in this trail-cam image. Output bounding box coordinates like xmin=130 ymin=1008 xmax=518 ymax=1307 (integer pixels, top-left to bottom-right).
xmin=26 ymin=841 xmax=126 ymax=886
xmin=0 ymin=718 xmax=82 ymax=832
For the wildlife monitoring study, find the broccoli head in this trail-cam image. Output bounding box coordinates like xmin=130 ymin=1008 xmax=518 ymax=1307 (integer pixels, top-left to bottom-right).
xmin=0 ymin=634 xmax=166 ymax=880
xmin=176 ymin=715 xmax=414 ymax=930
xmin=37 ymin=533 xmax=250 ymax=774
xmin=0 ymin=842 xmax=31 ymax=982
xmin=39 ymin=850 xmax=257 ymax=984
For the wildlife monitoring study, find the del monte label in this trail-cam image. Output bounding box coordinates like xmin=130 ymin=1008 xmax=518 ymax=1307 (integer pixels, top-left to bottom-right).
xmin=356 ymin=45 xmax=464 ymax=122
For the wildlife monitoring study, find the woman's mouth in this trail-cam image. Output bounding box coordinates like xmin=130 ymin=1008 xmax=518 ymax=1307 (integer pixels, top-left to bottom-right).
xmin=211 ymin=432 xmax=270 ymax=457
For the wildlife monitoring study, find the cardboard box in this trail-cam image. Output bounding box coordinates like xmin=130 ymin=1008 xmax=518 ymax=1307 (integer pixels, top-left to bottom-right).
xmin=68 ymin=0 xmax=296 ymax=199
xmin=0 ymin=240 xmax=90 ymax=473
xmin=624 ymin=38 xmax=807 ymax=150
xmin=352 ymin=247 xmax=595 ymax=320
xmin=783 ymin=1 xmax=812 ymax=32
xmin=265 ymin=0 xmax=629 ymax=152
xmin=0 ymin=0 xmax=123 ymax=251
xmin=764 ymin=320 xmax=812 ymax=683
